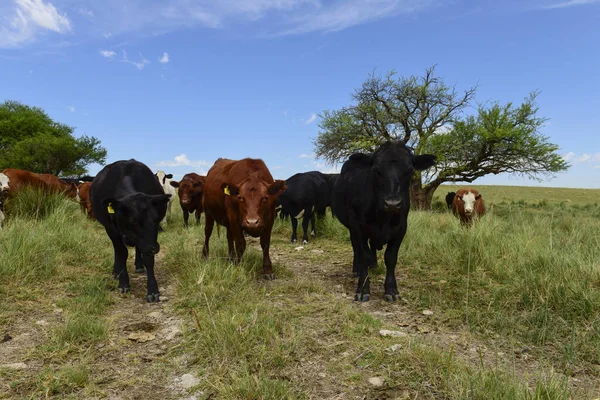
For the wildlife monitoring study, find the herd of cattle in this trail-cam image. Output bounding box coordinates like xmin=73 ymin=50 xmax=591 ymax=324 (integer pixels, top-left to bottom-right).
xmin=0 ymin=140 xmax=486 ymax=304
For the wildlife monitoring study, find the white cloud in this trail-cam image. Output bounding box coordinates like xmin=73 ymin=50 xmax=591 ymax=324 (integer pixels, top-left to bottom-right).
xmin=67 ymin=105 xmax=75 ymax=113
xmin=100 ymin=50 xmax=116 ymax=58
xmin=78 ymin=7 xmax=94 ymax=18
xmin=562 ymin=152 xmax=600 ymax=164
xmin=543 ymin=0 xmax=600 ymax=9
xmin=156 ymin=154 xmax=211 ymax=168
xmin=298 ymin=153 xmax=312 ymax=158
xmin=311 ymin=160 xmax=340 ymax=174
xmin=574 ymin=154 xmax=591 ymax=163
xmin=304 ymin=113 xmax=316 ymax=125
xmin=121 ymin=50 xmax=149 ymax=70
xmin=103 ymin=32 xmax=112 ymax=38
xmin=0 ymin=0 xmax=71 ymax=48
xmin=159 ymin=52 xmax=169 ymax=63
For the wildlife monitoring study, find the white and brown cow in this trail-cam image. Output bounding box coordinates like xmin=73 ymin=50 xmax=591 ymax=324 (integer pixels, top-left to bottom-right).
xmin=452 ymin=188 xmax=485 ymax=225
xmin=155 ymin=170 xmax=177 ymax=227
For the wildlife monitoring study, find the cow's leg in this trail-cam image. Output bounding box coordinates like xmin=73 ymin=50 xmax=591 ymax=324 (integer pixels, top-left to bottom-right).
xmin=182 ymin=208 xmax=190 ymax=228
xmin=310 ymin=213 xmax=316 ymax=238
xmin=195 ymin=208 xmax=202 ymax=225
xmin=301 ymin=209 xmax=311 ymax=244
xmin=134 ymin=246 xmax=145 ymax=273
xmin=290 ymin=217 xmax=298 ymax=243
xmin=352 ymin=229 xmax=371 ymax=302
xmin=368 ymin=239 xmax=377 ymax=269
xmin=350 ymin=230 xmax=360 ymax=277
xmin=105 ymin=227 xmax=130 ymax=294
xmin=230 ymin=224 xmax=246 ymax=264
xmin=383 ymin=228 xmax=406 ymax=302
xmin=202 ymin=214 xmax=214 ymax=259
xmin=142 ymin=253 xmax=160 ymax=302
xmin=226 ymin=226 xmax=236 ymax=263
xmin=260 ymin=227 xmax=275 ymax=280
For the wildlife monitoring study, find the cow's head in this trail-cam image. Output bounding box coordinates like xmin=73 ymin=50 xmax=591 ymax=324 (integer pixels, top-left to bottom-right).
xmin=0 ymin=173 xmax=10 ymax=194
xmin=221 ymin=176 xmax=286 ymax=234
xmin=102 ymin=193 xmax=171 ymax=255
xmin=170 ymin=177 xmax=205 ymax=205
xmin=350 ymin=141 xmax=436 ymax=212
xmin=456 ymin=191 xmax=481 ymax=216
xmin=155 ymin=170 xmax=173 ymax=186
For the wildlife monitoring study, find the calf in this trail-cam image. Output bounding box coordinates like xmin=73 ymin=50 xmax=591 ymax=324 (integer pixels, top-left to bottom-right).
xmin=452 ymin=188 xmax=485 ymax=224
xmin=91 ymin=160 xmax=171 ymax=302
xmin=445 ymin=191 xmax=456 ymax=210
xmin=332 ymin=141 xmax=435 ymax=302
xmin=77 ymin=181 xmax=94 ymax=219
xmin=155 ymin=170 xmax=177 ymax=227
xmin=278 ymin=171 xmax=330 ymax=244
xmin=202 ymin=158 xmax=286 ymax=279
xmin=169 ymin=173 xmax=206 ymax=227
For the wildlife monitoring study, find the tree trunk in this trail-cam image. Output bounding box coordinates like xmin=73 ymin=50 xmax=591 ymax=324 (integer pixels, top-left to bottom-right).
xmin=409 ymin=179 xmax=440 ymax=211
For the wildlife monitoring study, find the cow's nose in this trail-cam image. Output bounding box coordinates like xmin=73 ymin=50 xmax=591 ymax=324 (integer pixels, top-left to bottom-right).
xmin=384 ymin=198 xmax=402 ymax=210
xmin=245 ymin=218 xmax=260 ymax=227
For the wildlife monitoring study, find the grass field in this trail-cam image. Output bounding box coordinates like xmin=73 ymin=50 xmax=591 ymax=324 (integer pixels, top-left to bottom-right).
xmin=0 ymin=185 xmax=599 ymax=399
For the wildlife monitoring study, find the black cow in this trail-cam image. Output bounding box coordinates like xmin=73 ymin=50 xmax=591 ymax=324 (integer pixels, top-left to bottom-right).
xmin=445 ymin=191 xmax=456 ymax=210
xmin=332 ymin=141 xmax=435 ymax=302
xmin=278 ymin=171 xmax=331 ymax=244
xmin=91 ymin=160 xmax=171 ymax=302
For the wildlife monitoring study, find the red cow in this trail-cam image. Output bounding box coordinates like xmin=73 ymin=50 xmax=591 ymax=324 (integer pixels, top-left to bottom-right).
xmin=202 ymin=158 xmax=286 ymax=279
xmin=1 ymin=169 xmax=77 ymax=198
xmin=77 ymin=181 xmax=95 ymax=219
xmin=452 ymin=188 xmax=485 ymax=224
xmin=169 ymin=173 xmax=206 ymax=228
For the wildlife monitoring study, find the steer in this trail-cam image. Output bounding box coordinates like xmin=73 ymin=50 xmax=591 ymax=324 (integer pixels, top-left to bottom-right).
xmin=91 ymin=160 xmax=171 ymax=302
xmin=202 ymin=158 xmax=286 ymax=279
xmin=332 ymin=141 xmax=436 ymax=302
xmin=452 ymin=188 xmax=485 ymax=224
xmin=169 ymin=173 xmax=206 ymax=227
xmin=155 ymin=170 xmax=177 ymax=227
xmin=445 ymin=191 xmax=456 ymax=210
xmin=77 ymin=181 xmax=94 ymax=219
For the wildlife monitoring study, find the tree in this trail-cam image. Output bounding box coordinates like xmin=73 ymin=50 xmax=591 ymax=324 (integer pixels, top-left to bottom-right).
xmin=314 ymin=67 xmax=569 ymax=210
xmin=0 ymin=101 xmax=107 ymax=176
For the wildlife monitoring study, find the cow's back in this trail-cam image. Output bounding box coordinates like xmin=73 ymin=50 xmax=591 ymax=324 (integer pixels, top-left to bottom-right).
xmin=332 ymin=158 xmax=375 ymax=229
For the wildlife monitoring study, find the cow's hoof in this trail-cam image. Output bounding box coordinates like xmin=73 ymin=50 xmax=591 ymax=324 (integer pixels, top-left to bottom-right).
xmin=146 ymin=293 xmax=160 ymax=303
xmin=263 ymin=273 xmax=275 ymax=280
xmin=135 ymin=268 xmax=145 ymax=274
xmin=302 ymin=240 xmax=308 ymax=245
xmin=291 ymin=239 xmax=297 ymax=243
xmin=384 ymin=294 xmax=400 ymax=302
xmin=118 ymin=286 xmax=130 ymax=294
xmin=354 ymin=293 xmax=370 ymax=302
xmin=311 ymin=232 xmax=316 ymax=238
xmin=112 ymin=272 xmax=118 ymax=279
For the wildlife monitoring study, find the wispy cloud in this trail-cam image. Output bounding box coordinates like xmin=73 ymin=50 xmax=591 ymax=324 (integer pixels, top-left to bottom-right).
xmin=298 ymin=153 xmax=312 ymax=158
xmin=99 ymin=50 xmax=116 ymax=58
xmin=67 ymin=105 xmax=75 ymax=113
xmin=156 ymin=154 xmax=211 ymax=168
xmin=562 ymin=152 xmax=600 ymax=164
xmin=121 ymin=50 xmax=149 ymax=70
xmin=159 ymin=52 xmax=169 ymax=63
xmin=303 ymin=113 xmax=317 ymax=125
xmin=0 ymin=0 xmax=71 ymax=48
xmin=543 ymin=0 xmax=600 ymax=9
xmin=78 ymin=7 xmax=94 ymax=18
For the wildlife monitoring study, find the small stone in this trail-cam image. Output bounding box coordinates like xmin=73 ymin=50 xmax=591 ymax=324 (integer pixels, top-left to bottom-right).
xmin=368 ymin=377 xmax=384 ymax=387
xmin=294 ymin=246 xmax=304 ymax=251
xmin=379 ymin=329 xmax=408 ymax=338
xmin=1 ymin=362 xmax=27 ymax=370
xmin=161 ymin=296 xmax=169 ymax=302
xmin=439 ymin=280 xmax=447 ymax=284
xmin=422 ymin=310 xmax=434 ymax=316
xmin=385 ymin=344 xmax=402 ymax=353
xmin=147 ymin=311 xmax=162 ymax=319
xmin=127 ymin=332 xmax=156 ymax=343
xmin=341 ymin=351 xmax=350 ymax=358
xmin=162 ymin=326 xmax=182 ymax=341
xmin=318 ymin=372 xmax=326 ymax=378
xmin=53 ymin=308 xmax=63 ymax=314
xmin=35 ymin=320 xmax=49 ymax=326
xmin=179 ymin=373 xmax=200 ymax=390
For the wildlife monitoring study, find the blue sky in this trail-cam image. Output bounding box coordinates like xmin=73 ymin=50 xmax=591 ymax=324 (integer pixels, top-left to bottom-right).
xmin=1 ymin=0 xmax=599 ymax=188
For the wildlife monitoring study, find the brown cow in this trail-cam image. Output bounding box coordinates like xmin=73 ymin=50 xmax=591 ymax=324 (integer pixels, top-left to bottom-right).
xmin=76 ymin=181 xmax=95 ymax=219
xmin=169 ymin=173 xmax=206 ymax=228
xmin=1 ymin=169 xmax=77 ymax=198
xmin=202 ymin=158 xmax=286 ymax=279
xmin=452 ymin=188 xmax=485 ymax=224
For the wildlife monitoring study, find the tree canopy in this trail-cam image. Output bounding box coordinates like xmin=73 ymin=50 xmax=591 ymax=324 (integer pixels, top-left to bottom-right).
xmin=314 ymin=67 xmax=569 ymax=209
xmin=0 ymin=101 xmax=107 ymax=177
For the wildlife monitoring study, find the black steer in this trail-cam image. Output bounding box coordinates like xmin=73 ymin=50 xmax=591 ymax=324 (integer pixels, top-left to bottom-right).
xmin=278 ymin=171 xmax=331 ymax=244
xmin=445 ymin=191 xmax=456 ymax=210
xmin=332 ymin=141 xmax=435 ymax=302
xmin=91 ymin=160 xmax=170 ymax=302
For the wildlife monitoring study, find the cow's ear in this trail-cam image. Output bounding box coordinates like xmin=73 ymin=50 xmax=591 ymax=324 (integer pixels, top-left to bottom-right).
xmin=166 ymin=174 xmax=173 ymax=179
xmin=170 ymin=180 xmax=179 ymax=188
xmin=413 ymin=154 xmax=436 ymax=170
xmin=150 ymin=194 xmax=171 ymax=206
xmin=349 ymin=153 xmax=373 ymax=165
xmin=221 ymin=183 xmax=239 ymax=196
xmin=102 ymin=198 xmax=119 ymax=214
xmin=475 ymin=194 xmax=482 ymax=200
xmin=268 ymin=180 xmax=287 ymax=196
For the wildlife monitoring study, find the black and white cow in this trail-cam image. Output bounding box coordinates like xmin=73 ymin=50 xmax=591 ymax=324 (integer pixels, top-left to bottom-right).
xmin=278 ymin=171 xmax=332 ymax=244
xmin=155 ymin=170 xmax=176 ymax=227
xmin=91 ymin=160 xmax=171 ymax=302
xmin=332 ymin=141 xmax=435 ymax=302
xmin=0 ymin=172 xmax=8 ymax=229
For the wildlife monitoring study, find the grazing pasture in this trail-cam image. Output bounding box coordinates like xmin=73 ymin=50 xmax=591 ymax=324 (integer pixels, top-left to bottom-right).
xmin=0 ymin=186 xmax=599 ymax=399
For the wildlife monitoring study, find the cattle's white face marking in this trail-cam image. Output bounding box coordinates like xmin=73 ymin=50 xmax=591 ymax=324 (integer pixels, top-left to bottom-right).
xmin=0 ymin=173 xmax=9 ymax=191
xmin=462 ymin=192 xmax=476 ymax=214
xmin=76 ymin=187 xmax=81 ymax=202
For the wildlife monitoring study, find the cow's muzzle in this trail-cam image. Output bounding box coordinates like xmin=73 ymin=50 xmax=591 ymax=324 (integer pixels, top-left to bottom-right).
xmin=383 ymin=198 xmax=402 ymax=212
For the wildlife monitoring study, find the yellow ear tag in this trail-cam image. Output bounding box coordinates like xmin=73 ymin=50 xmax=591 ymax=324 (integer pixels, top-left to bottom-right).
xmin=223 ymin=186 xmax=231 ymax=196
xmin=107 ymin=203 xmax=115 ymax=214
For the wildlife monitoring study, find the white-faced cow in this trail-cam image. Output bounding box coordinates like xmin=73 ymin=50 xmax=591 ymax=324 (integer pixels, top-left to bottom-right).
xmin=332 ymin=141 xmax=436 ymax=302
xmin=155 ymin=170 xmax=177 ymax=227
xmin=91 ymin=160 xmax=171 ymax=302
xmin=452 ymin=188 xmax=485 ymax=225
